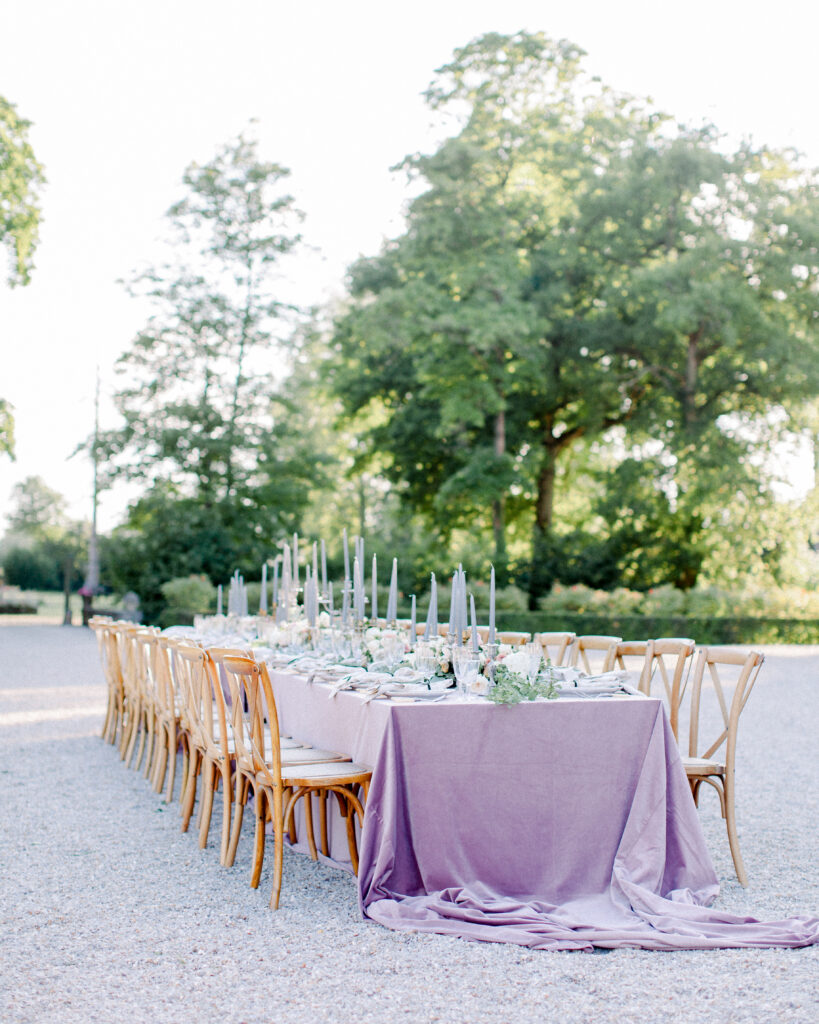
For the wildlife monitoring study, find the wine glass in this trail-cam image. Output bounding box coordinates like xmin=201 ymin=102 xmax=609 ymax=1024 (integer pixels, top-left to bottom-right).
xmin=381 ymin=635 xmax=405 ymax=674
xmin=523 ymin=642 xmax=543 ymax=683
xmin=452 ymin=646 xmax=482 ymax=699
xmin=414 ymin=642 xmax=437 ymax=688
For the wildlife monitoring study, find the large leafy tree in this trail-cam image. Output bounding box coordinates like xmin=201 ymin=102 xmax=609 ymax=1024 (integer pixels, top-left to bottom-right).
xmin=1 ymin=95 xmax=45 ymax=458
xmin=330 ymin=31 xmax=819 ymax=596
xmin=100 ymin=133 xmax=321 ymax=600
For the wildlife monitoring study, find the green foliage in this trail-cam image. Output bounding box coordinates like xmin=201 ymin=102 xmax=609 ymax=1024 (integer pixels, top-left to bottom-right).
xmin=2 ymin=545 xmax=60 ymax=590
xmin=328 ymin=31 xmax=819 ymax=601
xmin=95 ymin=133 xmax=322 ymax=609
xmin=488 ymin=662 xmax=558 ymax=705
xmin=0 ymin=95 xmax=45 ymax=286
xmin=159 ymin=574 xmax=215 ymax=614
xmin=2 ymin=476 xmax=86 ymax=594
xmin=0 ymin=397 xmax=14 ymax=459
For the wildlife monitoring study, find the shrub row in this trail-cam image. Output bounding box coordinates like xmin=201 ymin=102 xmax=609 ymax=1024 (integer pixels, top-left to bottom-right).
xmin=489 ymin=613 xmax=819 ymax=646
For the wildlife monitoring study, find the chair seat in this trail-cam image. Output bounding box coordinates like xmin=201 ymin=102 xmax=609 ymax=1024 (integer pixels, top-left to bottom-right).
xmin=682 ymin=756 xmax=725 ymax=777
xmin=280 ymin=761 xmax=371 ymax=787
xmin=280 ymin=736 xmax=304 ymax=749
xmin=280 ymin=746 xmax=349 ymax=765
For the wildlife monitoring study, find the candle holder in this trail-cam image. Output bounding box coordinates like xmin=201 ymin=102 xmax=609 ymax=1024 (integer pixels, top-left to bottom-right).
xmin=484 ymin=641 xmax=500 ymax=680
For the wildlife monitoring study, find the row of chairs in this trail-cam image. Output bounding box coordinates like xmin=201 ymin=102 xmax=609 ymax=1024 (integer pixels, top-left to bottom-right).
xmin=526 ymin=630 xmax=765 ymax=885
xmin=90 ymin=618 xmax=372 ymax=909
xmin=92 ymin=618 xmax=764 ymax=888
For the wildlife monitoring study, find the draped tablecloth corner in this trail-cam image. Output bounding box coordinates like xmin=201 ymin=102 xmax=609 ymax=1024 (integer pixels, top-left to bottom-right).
xmin=357 ymin=699 xmax=819 ymax=951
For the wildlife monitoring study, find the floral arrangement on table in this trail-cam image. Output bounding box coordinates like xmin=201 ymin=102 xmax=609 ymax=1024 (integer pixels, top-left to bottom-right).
xmin=487 ymin=651 xmax=559 ymax=705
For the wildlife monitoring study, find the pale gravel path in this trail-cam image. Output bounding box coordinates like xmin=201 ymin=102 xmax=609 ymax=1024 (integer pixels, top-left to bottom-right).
xmin=0 ymin=627 xmax=816 ymax=1024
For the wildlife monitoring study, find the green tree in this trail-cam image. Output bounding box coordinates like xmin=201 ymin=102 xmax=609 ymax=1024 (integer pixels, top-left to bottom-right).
xmin=99 ymin=133 xmax=321 ymax=599
xmin=2 ymin=477 xmax=86 ymax=616
xmin=330 ymin=31 xmax=819 ymax=598
xmin=1 ymin=95 xmax=45 ymax=457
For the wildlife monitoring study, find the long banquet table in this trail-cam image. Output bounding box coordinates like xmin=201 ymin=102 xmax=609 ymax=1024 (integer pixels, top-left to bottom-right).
xmin=266 ymin=665 xmax=819 ymax=951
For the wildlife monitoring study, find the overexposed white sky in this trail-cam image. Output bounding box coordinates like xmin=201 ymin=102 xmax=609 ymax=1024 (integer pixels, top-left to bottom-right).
xmin=1 ymin=0 xmax=817 ymax=530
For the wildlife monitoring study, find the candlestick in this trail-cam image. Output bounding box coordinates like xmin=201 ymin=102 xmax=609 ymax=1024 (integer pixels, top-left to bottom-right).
xmin=424 ymin=573 xmax=438 ymax=639
xmin=321 ymin=539 xmax=328 ymax=599
xmin=489 ymin=565 xmax=496 ymax=645
xmin=342 ymin=527 xmax=350 ymax=582
xmin=293 ymin=533 xmax=299 ymax=586
xmin=312 ymin=542 xmax=318 ymax=595
xmin=470 ymin=593 xmax=479 ymax=653
xmin=448 ymin=572 xmax=457 ymax=637
xmin=260 ymin=563 xmax=268 ymax=614
xmin=273 ymin=560 xmax=279 ymax=609
xmin=353 ymin=556 xmax=364 ymax=623
xmin=371 ymin=553 xmax=378 ymax=623
xmin=216 ymin=583 xmax=223 ymax=616
xmin=387 ymin=557 xmax=398 ymax=623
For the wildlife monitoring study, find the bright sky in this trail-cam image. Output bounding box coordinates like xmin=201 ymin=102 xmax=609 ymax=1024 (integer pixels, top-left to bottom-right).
xmin=1 ymin=0 xmax=817 ymax=531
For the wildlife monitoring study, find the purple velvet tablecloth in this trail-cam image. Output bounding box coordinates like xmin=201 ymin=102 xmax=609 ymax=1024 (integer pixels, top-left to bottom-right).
xmin=357 ymin=698 xmax=819 ymax=950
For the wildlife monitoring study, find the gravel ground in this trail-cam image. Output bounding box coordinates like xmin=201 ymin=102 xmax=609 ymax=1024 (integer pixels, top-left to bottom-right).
xmin=0 ymin=626 xmax=816 ymax=1024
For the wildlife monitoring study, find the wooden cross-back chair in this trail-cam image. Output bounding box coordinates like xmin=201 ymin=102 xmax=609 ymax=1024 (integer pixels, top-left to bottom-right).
xmin=683 ymin=647 xmax=765 ymax=887
xmin=206 ymin=646 xmax=306 ymax=752
xmin=475 ymin=627 xmax=532 ymax=647
xmin=569 ymin=635 xmax=622 ymax=675
xmin=90 ymin=617 xmax=124 ymax=746
xmin=221 ymin=656 xmax=371 ymax=909
xmin=172 ymin=642 xmax=235 ymax=864
xmin=149 ymin=636 xmax=181 ymax=803
xmin=130 ymin=630 xmax=161 ymax=779
xmin=533 ymin=631 xmax=576 ymax=667
xmin=610 ymin=639 xmax=655 ymax=691
xmin=640 ymin=637 xmax=696 ymax=739
xmin=114 ymin=623 xmax=144 ymax=764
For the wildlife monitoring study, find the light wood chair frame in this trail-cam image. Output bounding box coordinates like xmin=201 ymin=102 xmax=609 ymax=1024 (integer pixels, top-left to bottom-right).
xmin=533 ymin=631 xmax=576 ymax=667
xmin=569 ymin=635 xmax=623 ymax=674
xmin=223 ymin=656 xmax=371 ymax=909
xmin=684 ymin=646 xmax=764 ymax=886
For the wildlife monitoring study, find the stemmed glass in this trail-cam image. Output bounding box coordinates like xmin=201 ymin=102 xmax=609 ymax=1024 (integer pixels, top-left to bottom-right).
xmin=414 ymin=642 xmax=437 ymax=689
xmin=381 ymin=635 xmax=405 ymax=674
xmin=452 ymin=646 xmax=482 ymax=699
xmin=523 ymin=642 xmax=543 ymax=684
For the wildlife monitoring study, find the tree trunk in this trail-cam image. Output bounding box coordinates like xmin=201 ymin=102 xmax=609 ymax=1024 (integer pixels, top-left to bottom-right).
xmin=684 ymin=330 xmax=700 ymax=428
xmin=491 ymin=409 xmax=508 ymax=583
xmin=529 ymin=448 xmax=558 ymax=609
xmin=62 ymin=556 xmax=73 ymax=626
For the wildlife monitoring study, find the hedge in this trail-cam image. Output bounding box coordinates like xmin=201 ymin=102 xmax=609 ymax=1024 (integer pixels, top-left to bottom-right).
xmin=484 ymin=612 xmax=819 ymax=646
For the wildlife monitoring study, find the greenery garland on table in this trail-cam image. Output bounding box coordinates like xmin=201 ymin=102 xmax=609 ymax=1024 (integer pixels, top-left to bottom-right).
xmin=488 ymin=663 xmax=559 ymax=705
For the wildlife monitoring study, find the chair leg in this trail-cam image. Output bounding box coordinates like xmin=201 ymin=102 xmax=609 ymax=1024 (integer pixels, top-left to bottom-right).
xmin=319 ymin=790 xmax=329 ymax=857
xmin=338 ymin=789 xmax=361 ymax=874
xmin=723 ymin=774 xmax=748 ymax=886
xmin=250 ymin=788 xmax=266 ymax=889
xmin=270 ymin=787 xmax=284 ymax=910
xmin=164 ymin=729 xmax=177 ymax=804
xmin=219 ymin=764 xmax=232 ymax=866
xmin=142 ymin=719 xmax=155 ymax=779
xmin=181 ymin=751 xmax=199 ymax=833
xmin=225 ymin=775 xmax=247 ymax=867
xmin=303 ymin=791 xmax=318 ymax=861
xmin=198 ymin=762 xmax=216 ymax=849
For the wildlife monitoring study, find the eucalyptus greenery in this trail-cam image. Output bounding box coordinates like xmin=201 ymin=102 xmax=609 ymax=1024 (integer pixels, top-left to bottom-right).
xmin=488 ymin=662 xmax=559 ymax=705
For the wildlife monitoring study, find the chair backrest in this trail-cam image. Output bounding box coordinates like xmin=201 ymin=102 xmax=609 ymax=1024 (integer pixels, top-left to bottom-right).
xmin=643 ymin=637 xmax=696 ymax=738
xmin=569 ymin=635 xmax=622 ymax=674
xmin=153 ymin=636 xmax=177 ymax=720
xmin=611 ymin=639 xmax=655 ymax=690
xmin=533 ymin=631 xmax=576 ymax=667
xmin=171 ymin=642 xmax=210 ymax=752
xmin=499 ymin=631 xmax=532 ymax=647
xmin=221 ymin=655 xmax=282 ymax=787
xmin=94 ymin=621 xmax=124 ymax=699
xmin=688 ymin=647 xmax=764 ymax=770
